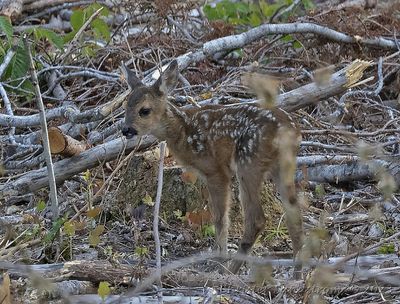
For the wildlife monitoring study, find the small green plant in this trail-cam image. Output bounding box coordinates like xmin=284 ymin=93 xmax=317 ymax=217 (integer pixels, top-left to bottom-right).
xmin=65 ymin=3 xmax=111 ymax=56
xmin=63 ymin=221 xmax=76 ymax=259
xmin=265 ymin=216 xmax=288 ymax=241
xmin=135 ymin=246 xmax=149 ymax=258
xmin=103 ymin=245 xmax=114 ymax=259
xmin=203 ymin=0 xmax=314 ymax=26
xmin=43 ymin=217 xmax=67 ymax=244
xmin=98 ymin=281 xmax=111 ymax=301
xmin=384 ymin=227 xmax=395 ymax=237
xmin=82 ymin=169 xmax=95 ymax=209
xmin=314 ymin=184 xmax=326 ymax=198
xmin=29 ymin=28 xmax=64 ymax=50
xmin=201 ymin=224 xmax=215 ymax=238
xmin=377 ymin=243 xmax=395 ymax=254
xmin=0 ymin=16 xmax=12 ymax=41
xmin=265 ymin=225 xmax=288 ymax=241
xmin=173 ymin=209 xmax=185 ymax=221
xmin=88 ymin=225 xmax=105 ymax=247
xmin=204 ymin=0 xmax=264 ymax=26
xmin=0 ymin=16 xmax=63 ymax=95
xmin=203 ymin=0 xmax=308 ymax=51
xmin=36 ymin=200 xmax=47 ymax=212
xmin=25 ymin=224 xmax=41 ymax=241
xmin=142 ymin=193 xmax=154 ymax=206
xmin=0 ymin=16 xmax=32 ymax=91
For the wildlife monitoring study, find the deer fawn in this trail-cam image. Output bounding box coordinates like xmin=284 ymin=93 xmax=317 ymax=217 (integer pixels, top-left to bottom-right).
xmin=121 ymin=60 xmax=304 ymax=276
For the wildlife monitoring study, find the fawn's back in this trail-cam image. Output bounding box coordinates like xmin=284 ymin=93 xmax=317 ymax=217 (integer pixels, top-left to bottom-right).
xmin=121 ymin=60 xmax=304 ymax=276
xmin=163 ymin=103 xmax=299 ymax=176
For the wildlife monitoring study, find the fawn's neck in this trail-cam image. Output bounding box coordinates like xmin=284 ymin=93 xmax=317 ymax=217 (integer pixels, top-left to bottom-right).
xmin=153 ymin=102 xmax=192 ymax=145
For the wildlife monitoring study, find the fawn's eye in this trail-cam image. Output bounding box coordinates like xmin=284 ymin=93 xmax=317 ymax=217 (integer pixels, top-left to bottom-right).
xmin=139 ymin=107 xmax=151 ymax=117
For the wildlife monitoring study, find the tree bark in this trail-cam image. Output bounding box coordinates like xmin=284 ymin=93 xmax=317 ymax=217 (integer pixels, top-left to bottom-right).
xmin=0 ymin=0 xmax=23 ymax=20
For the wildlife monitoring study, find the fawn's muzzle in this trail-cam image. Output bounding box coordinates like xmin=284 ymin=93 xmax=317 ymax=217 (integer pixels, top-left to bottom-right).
xmin=122 ymin=126 xmax=138 ymax=138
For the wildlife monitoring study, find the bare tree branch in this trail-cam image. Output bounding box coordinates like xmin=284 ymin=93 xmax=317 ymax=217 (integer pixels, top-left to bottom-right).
xmin=25 ymin=36 xmax=59 ymax=219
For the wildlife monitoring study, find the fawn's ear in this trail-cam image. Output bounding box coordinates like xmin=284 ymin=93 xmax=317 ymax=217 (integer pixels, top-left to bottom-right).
xmin=154 ymin=60 xmax=179 ymax=95
xmin=121 ymin=63 xmax=143 ymax=90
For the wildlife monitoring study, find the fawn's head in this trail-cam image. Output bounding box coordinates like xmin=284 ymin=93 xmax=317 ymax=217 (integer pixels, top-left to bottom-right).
xmin=121 ymin=60 xmax=179 ymax=138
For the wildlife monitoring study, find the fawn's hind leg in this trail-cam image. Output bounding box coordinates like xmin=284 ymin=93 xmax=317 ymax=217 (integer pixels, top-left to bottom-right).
xmin=273 ymin=126 xmax=304 ymax=278
xmin=205 ymin=171 xmax=232 ymax=254
xmin=229 ymin=165 xmax=266 ymax=274
xmin=273 ymin=172 xmax=303 ymax=278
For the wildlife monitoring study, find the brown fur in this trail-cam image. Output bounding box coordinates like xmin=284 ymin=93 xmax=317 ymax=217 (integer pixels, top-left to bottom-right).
xmin=121 ymin=60 xmax=304 ymax=275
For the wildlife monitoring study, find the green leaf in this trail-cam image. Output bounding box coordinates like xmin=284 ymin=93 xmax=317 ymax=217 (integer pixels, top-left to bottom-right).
xmin=203 ymin=4 xmax=220 ymax=21
xmin=44 ymin=218 xmax=65 ymax=244
xmin=36 ymin=200 xmax=46 ymax=212
xmin=220 ymin=1 xmax=237 ymax=18
xmin=228 ymin=17 xmax=244 ymax=25
xmin=87 ymin=206 xmax=102 ymax=218
xmin=142 ymin=194 xmax=154 ymax=206
xmin=86 ymin=3 xmax=109 ymax=17
xmin=63 ymin=31 xmax=76 ymax=43
xmin=63 ymin=221 xmax=76 ymax=236
xmin=89 ymin=233 xmax=100 ymax=246
xmin=173 ymin=209 xmax=184 ymax=220
xmin=83 ymin=169 xmax=90 ymax=182
xmin=0 ymin=16 xmax=13 ymax=42
xmin=6 ymin=44 xmax=29 ymax=81
xmin=377 ymin=243 xmax=395 ymax=254
xmin=232 ymin=48 xmax=244 ymax=58
xmin=91 ymin=18 xmax=110 ymax=41
xmin=33 ymin=28 xmax=64 ymax=50
xmin=249 ymin=12 xmax=262 ymax=27
xmin=41 ymin=29 xmax=64 ymax=50
xmin=135 ymin=246 xmax=149 ymax=257
xmin=281 ymin=34 xmax=293 ymax=42
xmin=236 ymin=2 xmax=250 ymax=14
xmin=88 ymin=225 xmax=104 ymax=246
xmin=20 ymin=79 xmax=34 ymax=95
xmin=293 ymin=40 xmax=303 ymax=49
xmin=83 ymin=45 xmax=96 ymax=57
xmin=201 ymin=224 xmax=215 ymax=238
xmin=92 ymin=225 xmax=105 ymax=236
xmin=314 ymin=184 xmax=326 ymax=198
xmin=260 ymin=3 xmax=281 ymax=18
xmin=98 ymin=281 xmax=110 ymax=300
xmin=70 ymin=9 xmax=85 ymax=32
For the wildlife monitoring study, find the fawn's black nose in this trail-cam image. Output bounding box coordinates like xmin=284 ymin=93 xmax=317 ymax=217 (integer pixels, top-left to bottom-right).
xmin=122 ymin=126 xmax=137 ymax=139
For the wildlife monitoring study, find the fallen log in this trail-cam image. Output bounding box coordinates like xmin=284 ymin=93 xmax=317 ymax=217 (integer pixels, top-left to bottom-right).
xmin=277 ymin=60 xmax=371 ymax=112
xmin=0 ymin=136 xmax=156 ymax=197
xmin=48 ymin=127 xmax=87 ymax=156
xmin=297 ymin=158 xmax=400 ymax=185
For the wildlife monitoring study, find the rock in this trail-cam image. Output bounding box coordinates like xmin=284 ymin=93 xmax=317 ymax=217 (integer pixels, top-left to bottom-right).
xmin=368 ymin=223 xmax=384 ymax=238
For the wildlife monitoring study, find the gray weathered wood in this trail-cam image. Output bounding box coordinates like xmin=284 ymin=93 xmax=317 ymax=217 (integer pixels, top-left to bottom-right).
xmin=0 ymin=136 xmax=155 ymax=197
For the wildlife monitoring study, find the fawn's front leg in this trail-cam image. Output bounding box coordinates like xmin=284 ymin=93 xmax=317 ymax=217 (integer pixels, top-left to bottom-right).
xmin=229 ymin=165 xmax=266 ymax=274
xmin=205 ymin=172 xmax=232 ymax=254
